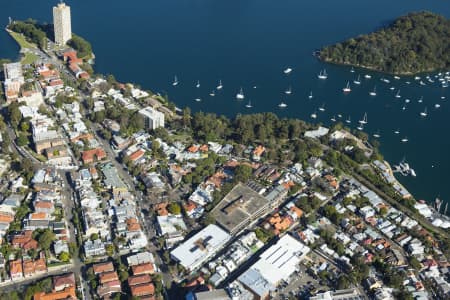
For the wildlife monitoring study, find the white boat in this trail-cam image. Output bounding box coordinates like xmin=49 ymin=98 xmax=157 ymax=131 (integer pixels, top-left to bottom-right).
xmin=236 ymin=87 xmax=245 ymax=100
xmin=318 ymin=69 xmax=328 ymax=80
xmin=350 ymin=67 xmax=355 ymax=73
xmin=331 ymin=116 xmax=336 ymax=122
xmin=420 ymin=81 xmax=426 ymax=86
xmin=245 ymin=100 xmax=253 ymax=108
xmin=217 ymin=80 xmax=223 ymax=90
xmin=172 ymin=76 xmax=179 ymax=86
xmin=406 ymin=81 xmax=411 ymax=85
xmin=389 ymin=86 xmax=395 ymax=90
xmin=441 ymin=96 xmax=446 ymax=99
xmin=405 ymin=99 xmax=410 ymax=103
xmin=401 ymin=137 xmax=409 ymax=143
xmin=285 ymin=86 xmax=292 ymax=95
xmin=337 ymin=114 xmax=342 ymax=118
xmin=357 ymin=123 xmax=364 ymax=131
xmin=402 ymin=106 xmax=406 ymax=111
xmin=343 ymin=82 xmax=351 ymax=93
xmin=418 ymin=96 xmax=423 ymax=103
xmin=395 ymin=90 xmax=401 ymax=98
xmin=369 ymin=86 xmax=377 ymax=96
xmin=373 ymin=132 xmax=381 ymax=138
xmin=414 ymin=76 xmax=421 ymax=80
xmin=420 ymin=107 xmax=428 ymax=117
xmin=278 ymin=102 xmax=287 ymax=108
xmin=196 ymin=80 xmax=200 ymax=88
xmin=210 ymin=90 xmax=216 ymax=97
xmin=345 ymin=116 xmax=351 ymax=124
xmin=435 ymin=104 xmax=441 ymax=108
xmin=308 ymin=91 xmax=313 ymax=99
xmin=353 ymin=75 xmax=361 ymax=85
xmin=311 ymin=112 xmax=317 ymax=119
xmin=394 ymin=129 xmax=400 ymax=134
xmin=359 ymin=112 xmax=368 ymax=125
xmin=284 ymin=67 xmax=293 ymax=74
xmin=364 ymin=74 xmax=372 ymax=79
xmin=195 ymin=98 xmax=201 ymax=102
xmin=381 ymin=78 xmax=390 ymax=83
xmin=318 ymin=104 xmax=325 ymax=112
xmin=394 ymin=76 xmax=401 ymax=80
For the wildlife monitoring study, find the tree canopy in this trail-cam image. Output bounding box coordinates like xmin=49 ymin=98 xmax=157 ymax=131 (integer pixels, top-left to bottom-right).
xmin=67 ymin=34 xmax=93 ymax=58
xmin=319 ymin=11 xmax=450 ymax=74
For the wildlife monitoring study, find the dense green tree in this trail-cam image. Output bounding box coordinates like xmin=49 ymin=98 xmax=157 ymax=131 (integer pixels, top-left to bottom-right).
xmin=320 ymin=12 xmax=450 ymax=74
xmin=67 ymin=34 xmax=93 ymax=58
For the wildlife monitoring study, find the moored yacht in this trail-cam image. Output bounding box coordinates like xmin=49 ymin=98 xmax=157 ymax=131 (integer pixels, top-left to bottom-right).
xmin=278 ymin=101 xmax=287 ymax=108
xmin=217 ymin=80 xmax=223 ymax=90
xmin=395 ymin=90 xmax=401 ymax=98
xmin=172 ymin=75 xmax=179 ymax=86
xmin=245 ymin=99 xmax=253 ymax=108
xmin=318 ymin=69 xmax=328 ymax=80
xmin=369 ymin=86 xmax=377 ymax=96
xmin=343 ymin=82 xmax=351 ymax=93
xmin=196 ymin=80 xmax=200 ymax=88
xmin=308 ymin=91 xmax=313 ymax=99
xmin=353 ymin=75 xmax=361 ymax=85
xmin=285 ymin=86 xmax=292 ymax=95
xmin=236 ymin=87 xmax=245 ymax=100
xmin=284 ymin=67 xmax=293 ymax=74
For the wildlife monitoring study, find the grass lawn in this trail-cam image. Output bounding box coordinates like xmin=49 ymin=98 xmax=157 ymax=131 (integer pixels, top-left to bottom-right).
xmin=8 ymin=30 xmax=36 ymax=49
xmin=21 ymin=52 xmax=39 ymax=64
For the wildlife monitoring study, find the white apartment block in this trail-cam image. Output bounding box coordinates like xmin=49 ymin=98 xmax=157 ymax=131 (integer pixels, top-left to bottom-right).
xmin=53 ymin=2 xmax=72 ymax=45
xmin=138 ymin=106 xmax=165 ymax=130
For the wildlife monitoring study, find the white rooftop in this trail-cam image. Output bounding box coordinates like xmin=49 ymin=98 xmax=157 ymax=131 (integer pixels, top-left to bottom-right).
xmin=170 ymin=224 xmax=231 ymax=271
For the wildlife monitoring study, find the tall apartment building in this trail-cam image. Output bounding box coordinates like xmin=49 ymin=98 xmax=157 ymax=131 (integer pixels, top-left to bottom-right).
xmin=138 ymin=107 xmax=165 ymax=130
xmin=53 ymin=2 xmax=72 ymax=45
xmin=3 ymin=62 xmax=24 ymax=102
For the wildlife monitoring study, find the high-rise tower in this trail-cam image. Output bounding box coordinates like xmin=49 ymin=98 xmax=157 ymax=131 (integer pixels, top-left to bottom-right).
xmin=53 ymin=2 xmax=72 ymax=45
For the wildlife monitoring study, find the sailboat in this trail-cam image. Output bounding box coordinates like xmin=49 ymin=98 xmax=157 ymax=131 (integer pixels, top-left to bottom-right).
xmin=308 ymin=91 xmax=313 ymax=99
xmin=278 ymin=101 xmax=287 ymax=108
xmin=364 ymin=74 xmax=372 ymax=79
xmin=285 ymin=86 xmax=292 ymax=95
xmin=395 ymin=90 xmax=401 ymax=98
xmin=343 ymin=82 xmax=351 ymax=93
xmin=345 ymin=116 xmax=351 ymax=124
xmin=420 ymin=107 xmax=428 ymax=117
xmin=331 ymin=116 xmax=337 ymax=122
xmin=210 ymin=90 xmax=216 ymax=97
xmin=394 ymin=129 xmax=400 ymax=134
xmin=350 ymin=67 xmax=355 ymax=73
xmin=418 ymin=96 xmax=423 ymax=103
xmin=311 ymin=111 xmax=317 ymax=119
xmin=284 ymin=67 xmax=293 ymax=74
xmin=390 ymin=86 xmax=395 ymax=90
xmin=353 ymin=75 xmax=361 ymax=85
xmin=394 ymin=76 xmax=401 ymax=80
xmin=405 ymin=99 xmax=410 ymax=103
xmin=172 ymin=76 xmax=179 ymax=86
xmin=245 ymin=99 xmax=253 ymax=108
xmin=369 ymin=86 xmax=377 ymax=96
xmin=217 ymin=80 xmax=223 ymax=90
xmin=318 ymin=104 xmax=325 ymax=112
xmin=435 ymin=104 xmax=441 ymax=109
xmin=195 ymin=98 xmax=201 ymax=102
xmin=359 ymin=112 xmax=368 ymax=125
xmin=318 ymin=69 xmax=328 ymax=80
xmin=236 ymin=88 xmax=245 ymax=100
xmin=357 ymin=123 xmax=364 ymax=131
xmin=373 ymin=131 xmax=381 ymax=138
xmin=401 ymin=137 xmax=409 ymax=143
xmin=196 ymin=80 xmax=200 ymax=88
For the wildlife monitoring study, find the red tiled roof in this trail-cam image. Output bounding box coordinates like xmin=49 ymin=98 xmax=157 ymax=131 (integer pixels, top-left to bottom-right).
xmin=130 ymin=283 xmax=155 ymax=297
xmin=132 ymin=263 xmax=154 ymax=275
xmin=128 ymin=274 xmax=152 ymax=286
xmin=93 ymin=262 xmax=114 ymax=274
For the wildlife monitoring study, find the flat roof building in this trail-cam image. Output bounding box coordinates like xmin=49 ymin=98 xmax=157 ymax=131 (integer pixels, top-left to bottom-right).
xmin=211 ymin=183 xmax=272 ymax=235
xmin=138 ymin=106 xmax=165 ymax=130
xmin=170 ymin=224 xmax=231 ymax=271
xmin=309 ymin=289 xmax=365 ymax=300
xmin=238 ymin=234 xmax=310 ymax=292
xmin=53 ymin=2 xmax=72 ymax=45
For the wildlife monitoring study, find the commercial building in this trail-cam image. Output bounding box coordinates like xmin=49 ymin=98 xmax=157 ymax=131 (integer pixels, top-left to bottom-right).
xmin=53 ymin=2 xmax=72 ymax=45
xmin=170 ymin=224 xmax=231 ymax=271
xmin=309 ymin=289 xmax=365 ymax=300
xmin=211 ymin=183 xmax=272 ymax=235
xmin=238 ymin=234 xmax=310 ymax=297
xmin=138 ymin=106 xmax=165 ymax=130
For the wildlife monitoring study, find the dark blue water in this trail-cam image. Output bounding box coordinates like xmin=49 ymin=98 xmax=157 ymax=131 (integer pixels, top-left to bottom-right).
xmin=1 ymin=0 xmax=450 ymax=208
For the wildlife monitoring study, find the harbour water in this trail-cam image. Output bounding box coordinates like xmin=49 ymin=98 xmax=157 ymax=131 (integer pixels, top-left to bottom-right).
xmin=1 ymin=0 xmax=450 ymax=210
